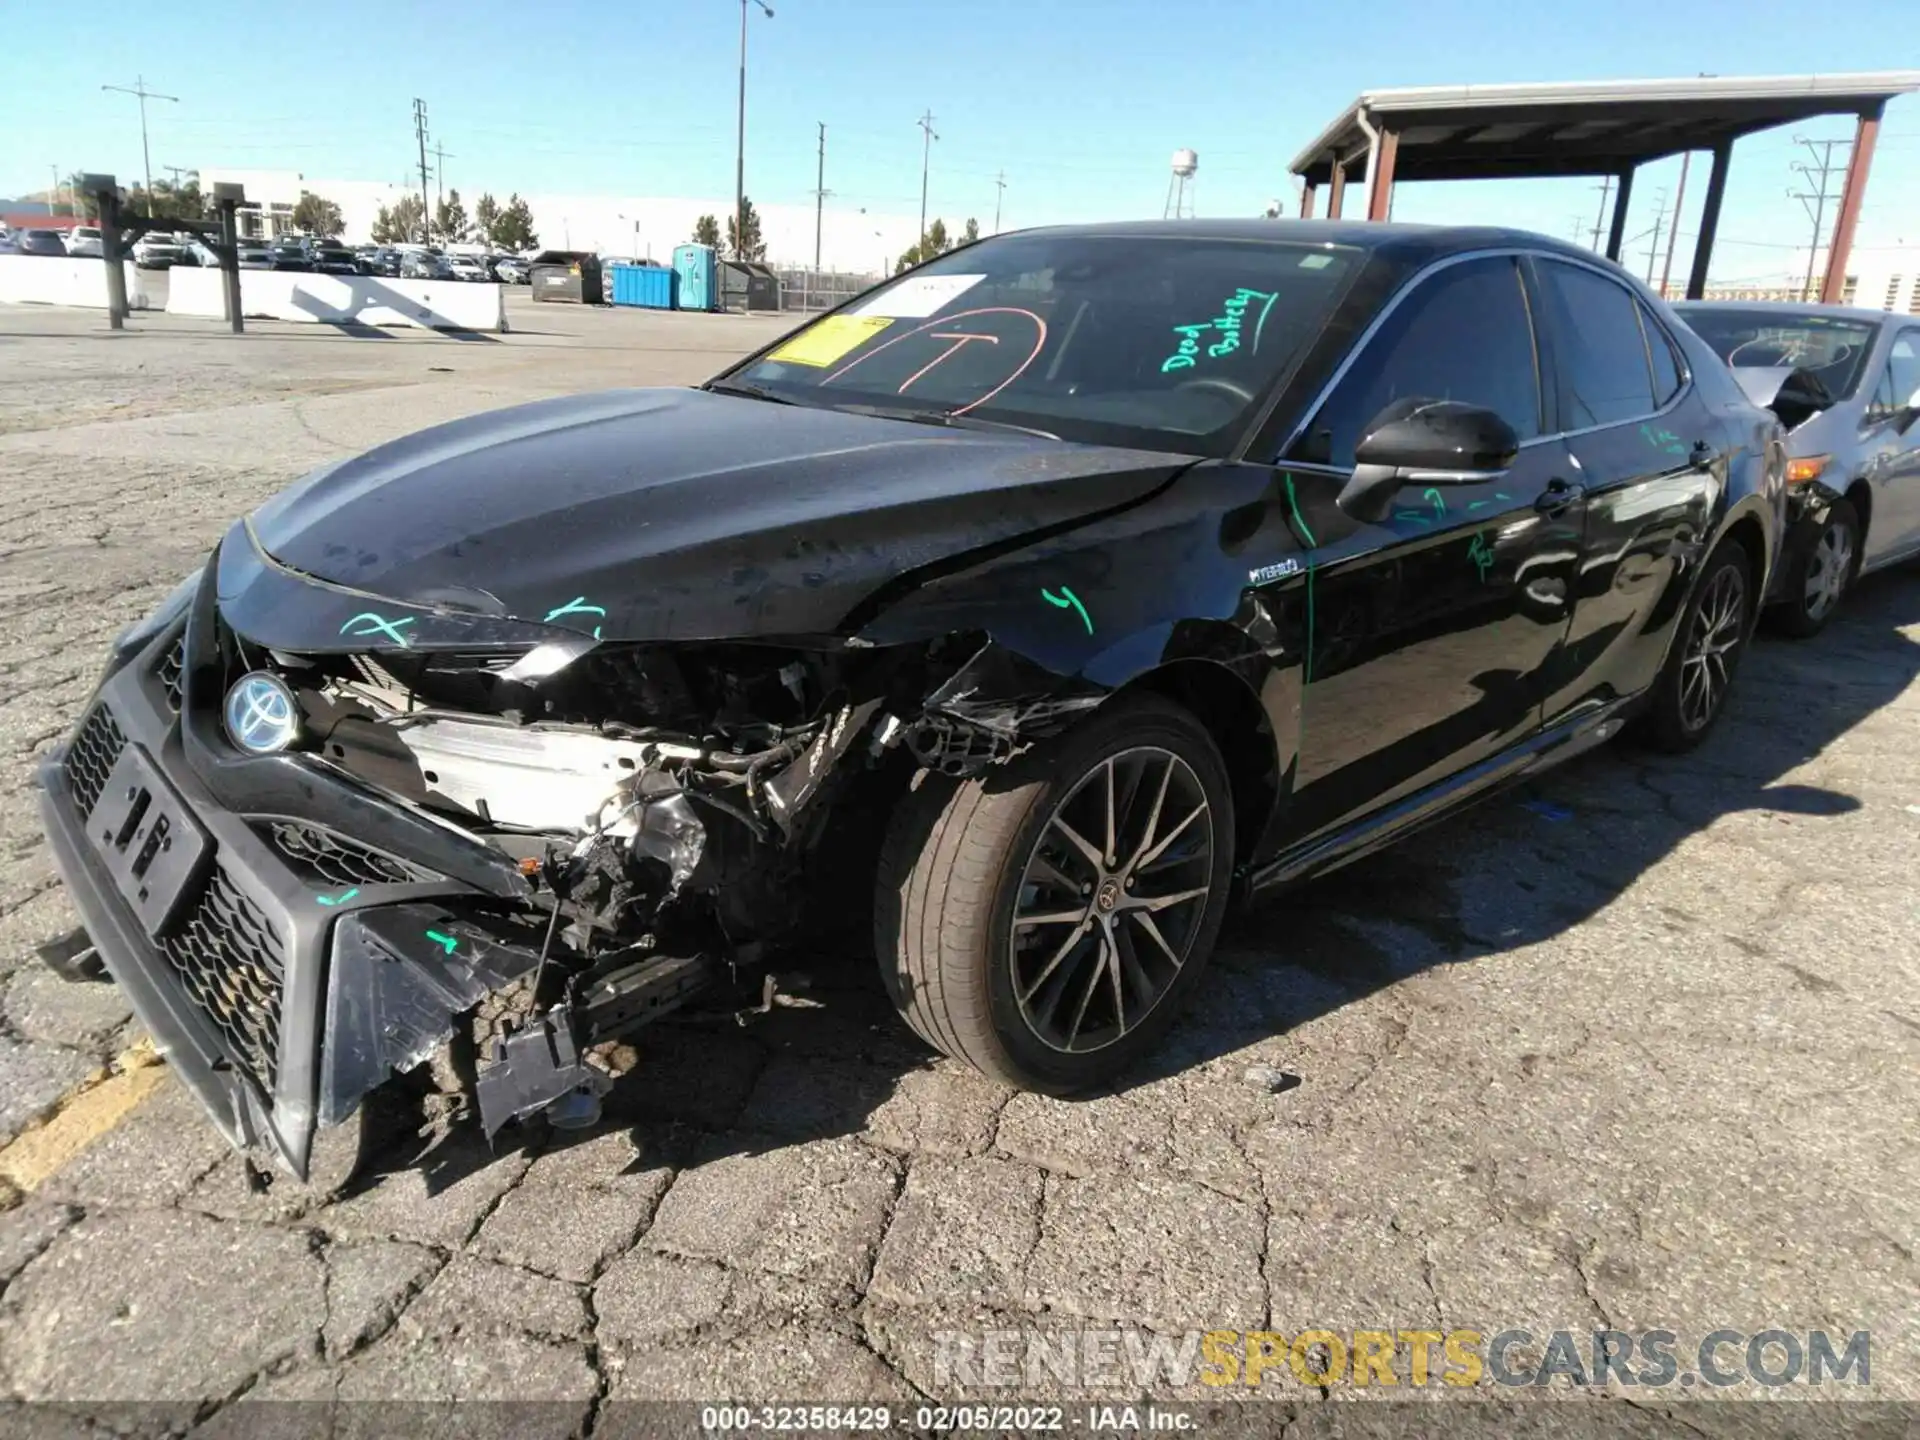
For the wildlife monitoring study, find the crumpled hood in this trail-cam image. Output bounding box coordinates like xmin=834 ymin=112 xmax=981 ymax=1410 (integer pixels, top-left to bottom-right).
xmin=247 ymin=387 xmax=1190 ymax=642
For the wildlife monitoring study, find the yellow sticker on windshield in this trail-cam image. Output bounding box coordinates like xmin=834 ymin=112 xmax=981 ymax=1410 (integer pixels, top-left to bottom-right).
xmin=767 ymin=314 xmax=894 ymax=367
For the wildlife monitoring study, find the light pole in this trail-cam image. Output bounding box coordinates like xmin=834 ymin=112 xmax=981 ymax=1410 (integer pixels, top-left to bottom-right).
xmin=734 ymin=0 xmax=774 ymax=261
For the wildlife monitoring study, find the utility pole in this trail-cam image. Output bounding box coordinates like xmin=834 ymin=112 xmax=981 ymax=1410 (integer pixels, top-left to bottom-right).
xmin=1644 ymin=189 xmax=1669 ymax=284
xmin=917 ymin=110 xmax=939 ymax=245
xmin=161 ymin=164 xmax=193 ymax=190
xmin=994 ymin=170 xmax=1006 ymax=234
xmin=1588 ymin=175 xmax=1614 ymax=251
xmin=49 ymin=164 xmax=62 ymax=217
xmin=102 ymin=76 xmax=179 ymax=217
xmin=431 ymin=141 xmax=454 ymax=209
xmin=1790 ymin=136 xmax=1847 ymax=303
xmin=813 ymin=122 xmax=829 ymax=271
xmin=1657 ymin=152 xmax=1692 ymax=299
xmin=413 ymin=99 xmax=431 ymax=244
xmin=734 ymin=0 xmax=774 ymax=263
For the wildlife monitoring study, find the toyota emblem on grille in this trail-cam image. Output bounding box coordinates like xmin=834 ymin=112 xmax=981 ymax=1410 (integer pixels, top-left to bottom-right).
xmin=223 ymin=672 xmax=299 ymax=755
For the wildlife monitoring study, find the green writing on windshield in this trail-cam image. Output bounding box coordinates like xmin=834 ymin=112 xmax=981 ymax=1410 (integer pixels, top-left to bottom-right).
xmin=1160 ymin=287 xmax=1278 ymax=373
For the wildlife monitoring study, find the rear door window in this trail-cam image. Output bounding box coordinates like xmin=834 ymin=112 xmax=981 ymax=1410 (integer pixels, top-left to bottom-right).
xmin=1641 ymin=304 xmax=1684 ymax=406
xmin=1535 ymin=260 xmax=1659 ymax=428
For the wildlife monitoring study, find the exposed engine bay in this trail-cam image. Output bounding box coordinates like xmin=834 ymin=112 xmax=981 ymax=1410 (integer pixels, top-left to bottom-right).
xmin=252 ymin=630 xmax=1096 ymax=1139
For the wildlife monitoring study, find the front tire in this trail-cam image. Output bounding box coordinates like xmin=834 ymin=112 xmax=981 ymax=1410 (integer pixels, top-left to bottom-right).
xmin=876 ymin=694 xmax=1234 ymax=1092
xmin=1772 ymin=499 xmax=1859 ymax=638
xmin=1636 ymin=538 xmax=1753 ymax=753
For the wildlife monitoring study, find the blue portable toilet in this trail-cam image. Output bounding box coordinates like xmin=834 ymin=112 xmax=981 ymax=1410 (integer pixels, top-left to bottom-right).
xmin=672 ymin=243 xmax=717 ymax=311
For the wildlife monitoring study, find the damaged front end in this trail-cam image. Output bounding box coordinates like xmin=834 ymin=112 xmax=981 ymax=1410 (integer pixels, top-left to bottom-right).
xmin=290 ymin=626 xmax=1099 ymax=1144
xmin=37 ymin=531 xmax=1104 ymax=1178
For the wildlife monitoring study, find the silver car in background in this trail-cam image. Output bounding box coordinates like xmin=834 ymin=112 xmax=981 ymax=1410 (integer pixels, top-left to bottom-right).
xmin=1674 ymin=303 xmax=1920 ymax=635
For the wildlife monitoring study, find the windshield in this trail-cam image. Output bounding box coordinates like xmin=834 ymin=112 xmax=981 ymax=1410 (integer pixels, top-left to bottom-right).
xmin=1676 ymin=307 xmax=1880 ymax=400
xmin=721 ymin=232 xmax=1364 ymax=456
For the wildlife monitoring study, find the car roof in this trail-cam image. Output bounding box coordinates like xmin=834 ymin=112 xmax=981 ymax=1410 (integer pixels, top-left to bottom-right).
xmin=999 ymin=217 xmax=1620 ymax=269
xmin=1670 ymin=298 xmax=1894 ymax=324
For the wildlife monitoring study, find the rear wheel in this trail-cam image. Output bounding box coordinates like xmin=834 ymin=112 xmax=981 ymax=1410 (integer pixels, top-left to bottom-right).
xmin=1772 ymin=499 xmax=1859 ymax=638
xmin=1636 ymin=539 xmax=1752 ymax=753
xmin=876 ymin=695 xmax=1233 ymax=1092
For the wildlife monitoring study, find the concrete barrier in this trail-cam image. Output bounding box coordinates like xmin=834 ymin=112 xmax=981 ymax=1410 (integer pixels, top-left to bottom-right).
xmin=167 ymin=268 xmax=507 ymax=332
xmin=0 ymin=254 xmax=151 ymax=309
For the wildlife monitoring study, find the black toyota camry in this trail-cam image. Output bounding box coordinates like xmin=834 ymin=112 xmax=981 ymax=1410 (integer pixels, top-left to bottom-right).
xmin=37 ymin=220 xmax=1784 ymax=1183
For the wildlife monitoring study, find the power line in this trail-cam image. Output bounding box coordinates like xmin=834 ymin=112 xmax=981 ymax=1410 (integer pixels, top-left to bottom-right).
xmin=813 ymin=122 xmax=830 ymax=270
xmin=1789 ymin=136 xmax=1848 ymax=303
xmin=1658 ymin=152 xmax=1692 ymax=299
xmin=413 ymin=99 xmax=431 ymax=244
xmin=432 ymin=140 xmax=455 ymax=208
xmin=1588 ymin=175 xmax=1614 ymax=252
xmin=1644 ymin=188 xmax=1670 ymax=284
xmin=102 ymin=76 xmax=179 ymax=216
xmin=917 ymin=110 xmax=939 ymax=243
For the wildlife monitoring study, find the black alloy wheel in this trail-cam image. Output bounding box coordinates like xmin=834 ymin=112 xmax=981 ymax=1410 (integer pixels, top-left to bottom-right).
xmin=1638 ymin=539 xmax=1752 ymax=753
xmin=877 ymin=693 xmax=1235 ymax=1092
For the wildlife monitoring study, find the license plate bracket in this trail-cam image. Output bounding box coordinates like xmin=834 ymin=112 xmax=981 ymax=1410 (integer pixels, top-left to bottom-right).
xmin=85 ymin=745 xmax=213 ymax=939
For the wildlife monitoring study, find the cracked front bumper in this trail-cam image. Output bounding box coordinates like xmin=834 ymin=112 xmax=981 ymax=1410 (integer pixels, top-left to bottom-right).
xmin=35 ymin=588 xmax=538 ymax=1179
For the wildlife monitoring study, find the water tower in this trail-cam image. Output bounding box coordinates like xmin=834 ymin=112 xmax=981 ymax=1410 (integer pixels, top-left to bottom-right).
xmin=1164 ymin=149 xmax=1197 ymax=220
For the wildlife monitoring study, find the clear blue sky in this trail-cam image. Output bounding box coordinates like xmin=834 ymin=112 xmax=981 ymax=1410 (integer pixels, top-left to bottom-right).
xmin=4 ymin=0 xmax=1916 ymax=283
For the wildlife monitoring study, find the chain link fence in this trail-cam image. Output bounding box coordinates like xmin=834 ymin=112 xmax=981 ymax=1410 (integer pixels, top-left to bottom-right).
xmin=773 ymin=266 xmax=887 ymax=313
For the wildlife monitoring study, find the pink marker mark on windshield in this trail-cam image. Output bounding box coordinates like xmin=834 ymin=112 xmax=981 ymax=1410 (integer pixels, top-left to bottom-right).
xmin=895 ymin=331 xmax=1000 ymax=395
xmin=822 ymin=307 xmax=1048 ymax=416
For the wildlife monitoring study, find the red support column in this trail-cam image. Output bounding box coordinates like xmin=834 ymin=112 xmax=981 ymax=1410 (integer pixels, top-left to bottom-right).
xmin=1327 ymin=160 xmax=1346 ymax=219
xmin=1299 ymin=183 xmax=1315 ymax=219
xmin=1820 ymin=106 xmax=1883 ymax=304
xmin=1365 ymin=130 xmax=1398 ymax=221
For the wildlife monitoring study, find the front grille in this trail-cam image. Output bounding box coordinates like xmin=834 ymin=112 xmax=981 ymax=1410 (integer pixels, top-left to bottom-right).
xmin=159 ymin=863 xmax=284 ymax=1091
xmin=260 ymin=820 xmax=436 ymax=888
xmin=65 ymin=706 xmax=127 ymax=816
xmin=156 ymin=634 xmax=185 ymax=711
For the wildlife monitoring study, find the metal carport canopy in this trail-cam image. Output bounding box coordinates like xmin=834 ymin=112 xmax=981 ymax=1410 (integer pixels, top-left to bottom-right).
xmin=1287 ymin=71 xmax=1920 ymax=302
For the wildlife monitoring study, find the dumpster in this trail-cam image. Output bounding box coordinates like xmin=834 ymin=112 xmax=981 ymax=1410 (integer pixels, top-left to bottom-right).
xmin=609 ymin=263 xmax=678 ymax=309
xmin=720 ymin=260 xmax=782 ymax=312
xmin=529 ymin=250 xmax=604 ymax=304
xmin=672 ymin=243 xmax=717 ymax=311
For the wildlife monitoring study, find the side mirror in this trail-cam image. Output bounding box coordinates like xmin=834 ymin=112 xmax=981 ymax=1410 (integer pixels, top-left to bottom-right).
xmin=1336 ymin=398 xmax=1521 ymax=523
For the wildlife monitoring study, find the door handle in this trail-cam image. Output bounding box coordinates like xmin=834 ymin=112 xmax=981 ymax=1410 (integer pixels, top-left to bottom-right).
xmin=1534 ymin=478 xmax=1583 ymax=516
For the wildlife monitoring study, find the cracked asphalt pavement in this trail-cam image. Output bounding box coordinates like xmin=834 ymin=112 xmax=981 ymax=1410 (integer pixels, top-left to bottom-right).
xmin=0 ymin=296 xmax=1914 ymax=1429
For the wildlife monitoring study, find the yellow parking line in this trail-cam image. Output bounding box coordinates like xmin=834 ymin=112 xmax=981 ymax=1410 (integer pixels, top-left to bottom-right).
xmin=0 ymin=1040 xmax=167 ymax=1197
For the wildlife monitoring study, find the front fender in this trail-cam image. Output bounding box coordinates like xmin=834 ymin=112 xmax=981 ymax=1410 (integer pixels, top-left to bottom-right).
xmin=855 ymin=460 xmax=1308 ymax=835
xmin=855 ymin=461 xmax=1299 ymax=680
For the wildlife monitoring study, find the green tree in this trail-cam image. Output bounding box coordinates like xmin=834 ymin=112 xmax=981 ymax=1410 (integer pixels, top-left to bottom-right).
xmin=962 ymin=217 xmax=979 ymax=244
xmin=375 ymin=193 xmax=427 ymax=243
xmin=432 ymin=189 xmax=470 ymax=244
xmin=474 ymin=193 xmax=501 ymax=245
xmin=61 ymin=173 xmax=107 ymax=220
xmin=291 ymin=191 xmax=344 ymax=237
xmin=894 ymin=218 xmax=952 ymax=273
xmin=724 ymin=197 xmax=765 ymax=261
xmin=492 ymin=194 xmax=538 ymax=252
xmin=122 ymin=177 xmax=208 ymax=224
xmin=692 ymin=213 xmax=721 ymax=248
